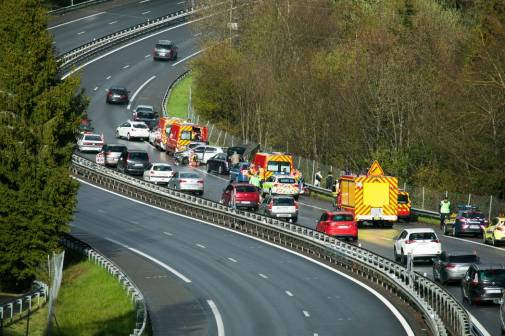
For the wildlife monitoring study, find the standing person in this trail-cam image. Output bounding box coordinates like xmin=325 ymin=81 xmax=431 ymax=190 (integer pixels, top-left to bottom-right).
xmin=325 ymin=171 xmax=334 ymax=190
xmin=439 ymin=196 xmax=451 ymax=229
xmin=314 ymin=171 xmax=322 ymax=187
xmin=230 ymin=151 xmax=240 ymax=166
xmin=249 ymin=173 xmax=261 ymax=190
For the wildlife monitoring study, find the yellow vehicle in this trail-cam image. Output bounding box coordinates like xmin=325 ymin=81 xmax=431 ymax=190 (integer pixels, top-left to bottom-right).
xmin=482 ymin=217 xmax=505 ymax=246
xmin=251 ymin=152 xmax=294 ymax=181
xmin=336 ymin=161 xmax=398 ymax=227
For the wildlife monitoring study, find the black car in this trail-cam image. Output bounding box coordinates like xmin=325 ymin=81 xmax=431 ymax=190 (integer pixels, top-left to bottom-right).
xmin=153 ymin=40 xmax=178 ymax=61
xmin=432 ymin=251 xmax=480 ymax=284
xmin=132 ymin=105 xmax=158 ymax=130
xmin=106 ymin=86 xmax=130 ymax=104
xmin=206 ymin=152 xmax=229 ymax=174
xmin=461 ymin=264 xmax=505 ymax=305
xmin=117 ymin=149 xmax=150 ymax=176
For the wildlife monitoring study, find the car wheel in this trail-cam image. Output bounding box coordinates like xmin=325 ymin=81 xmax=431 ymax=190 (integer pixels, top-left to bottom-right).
xmin=127 ymin=133 xmax=131 ymax=141
xmin=198 ymin=191 xmax=204 ymax=196
xmin=492 ymin=235 xmax=496 ymax=246
xmin=452 ymin=227 xmax=457 ymax=237
xmin=115 ymin=130 xmax=120 ymax=139
xmin=218 ymin=165 xmax=223 ymax=174
xmin=393 ymin=247 xmax=400 ymax=262
xmin=207 ymin=164 xmax=211 ymax=173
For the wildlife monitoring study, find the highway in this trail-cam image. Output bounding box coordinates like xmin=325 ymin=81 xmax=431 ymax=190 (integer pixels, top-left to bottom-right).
xmin=52 ymin=1 xmax=505 ymax=335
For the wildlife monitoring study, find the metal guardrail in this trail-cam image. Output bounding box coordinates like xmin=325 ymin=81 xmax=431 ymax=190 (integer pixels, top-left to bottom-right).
xmin=61 ymin=234 xmax=147 ymax=336
xmin=0 ymin=281 xmax=48 ymax=328
xmin=70 ymin=154 xmax=473 ymax=336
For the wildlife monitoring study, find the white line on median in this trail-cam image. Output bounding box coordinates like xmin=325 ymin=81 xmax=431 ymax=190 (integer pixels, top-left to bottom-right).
xmin=94 ymin=86 xmax=99 ymax=91
xmin=207 ymin=300 xmax=225 ymax=336
xmin=105 ymin=237 xmax=192 ymax=283
xmin=106 ymin=75 xmax=111 ymax=80
xmin=172 ymin=49 xmax=204 ymax=67
xmin=47 ymin=12 xmax=105 ymax=30
xmin=285 ymin=290 xmax=293 ymax=297
xmin=302 ymin=310 xmax=310 ymax=317
xmin=145 ymin=54 xmax=151 ymax=58
xmin=139 ymin=0 xmax=150 ymax=3
xmin=126 ymin=75 xmax=156 ymax=109
xmin=227 ymin=257 xmax=237 ymax=263
xmin=77 ymin=31 xmax=85 ymax=35
xmin=123 ymin=64 xmax=130 ymax=69
xmin=163 ymin=231 xmax=173 ymax=236
xmin=258 ymin=273 xmax=268 ymax=279
xmin=109 ymin=21 xmax=118 ymax=25
xmin=142 ymin=11 xmax=151 ymax=15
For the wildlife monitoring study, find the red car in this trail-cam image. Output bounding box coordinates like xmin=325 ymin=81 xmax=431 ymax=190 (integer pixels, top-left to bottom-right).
xmin=316 ymin=211 xmax=358 ymax=241
xmin=221 ymin=183 xmax=260 ymax=211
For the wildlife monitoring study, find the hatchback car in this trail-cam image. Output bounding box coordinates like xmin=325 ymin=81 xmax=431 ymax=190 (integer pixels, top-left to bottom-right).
xmin=153 ymin=40 xmax=178 ymax=61
xmin=393 ymin=228 xmax=441 ymax=265
xmin=432 ymin=251 xmax=480 ymax=284
xmin=207 ymin=152 xmax=229 ymax=174
xmin=258 ymin=195 xmax=298 ymax=223
xmin=132 ymin=105 xmax=158 ymax=130
xmin=77 ymin=133 xmax=104 ymax=152
xmin=316 ymin=211 xmax=358 ymax=241
xmin=483 ymin=217 xmax=505 ymax=246
xmin=106 ymin=86 xmax=129 ymax=104
xmin=444 ymin=206 xmax=488 ymax=237
xmin=95 ymin=144 xmax=127 ymax=167
xmin=117 ymin=150 xmax=150 ymax=176
xmin=116 ymin=120 xmax=150 ymax=141
xmin=143 ymin=163 xmax=174 ymax=185
xmin=229 ymin=162 xmax=251 ymax=182
xmin=221 ymin=183 xmax=260 ymax=211
xmin=461 ymin=264 xmax=505 ymax=305
xmin=168 ymin=171 xmax=204 ymax=195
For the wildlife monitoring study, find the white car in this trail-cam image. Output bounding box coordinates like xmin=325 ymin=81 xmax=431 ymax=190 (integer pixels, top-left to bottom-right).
xmin=393 ymin=228 xmax=441 ymax=265
xmin=143 ymin=163 xmax=174 ymax=185
xmin=116 ymin=120 xmax=150 ymax=141
xmin=191 ymin=145 xmax=223 ymax=164
xmin=77 ymin=133 xmax=104 ymax=152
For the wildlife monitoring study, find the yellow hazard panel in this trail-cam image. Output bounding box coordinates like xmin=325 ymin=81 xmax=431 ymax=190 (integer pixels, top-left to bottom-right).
xmin=363 ymin=182 xmax=389 ymax=207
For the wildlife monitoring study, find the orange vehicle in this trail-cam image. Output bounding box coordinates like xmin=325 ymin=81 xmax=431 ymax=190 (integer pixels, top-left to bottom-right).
xmin=151 ymin=117 xmax=184 ymax=150
xmin=251 ymin=152 xmax=294 ymax=180
xmin=397 ymin=190 xmax=411 ymax=221
xmin=153 ymin=117 xmax=208 ymax=154
xmin=336 ymin=161 xmax=398 ymax=227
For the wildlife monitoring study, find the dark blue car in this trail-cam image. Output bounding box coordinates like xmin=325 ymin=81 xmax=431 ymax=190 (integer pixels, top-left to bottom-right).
xmin=230 ymin=162 xmax=251 ymax=182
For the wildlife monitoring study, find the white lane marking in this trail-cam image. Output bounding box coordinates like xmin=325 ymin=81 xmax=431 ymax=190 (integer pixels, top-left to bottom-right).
xmin=105 ymin=237 xmax=192 ymax=283
xmin=299 ymin=201 xmax=326 ymax=211
xmin=172 ymin=49 xmax=204 ymax=67
xmin=177 ymin=1 xmax=185 ymax=4
xmin=139 ymin=0 xmax=150 ymax=3
xmin=109 ymin=21 xmax=118 ymax=25
xmin=144 ymin=54 xmax=151 ymax=58
xmin=123 ymin=64 xmax=130 ymax=69
xmin=130 ymin=220 xmax=139 ymax=224
xmin=207 ymin=300 xmax=225 ymax=336
xmin=314 ymin=334 xmax=319 ymax=336
xmin=258 ymin=273 xmax=268 ymax=279
xmin=196 ymin=243 xmax=206 ymax=249
xmin=445 ymin=234 xmax=505 ymax=252
xmin=194 ymin=32 xmax=202 ymax=37
xmin=78 ymin=179 xmax=416 ymax=336
xmin=62 ymin=18 xmax=203 ymax=79
xmin=142 ymin=10 xmax=151 ymax=15
xmin=227 ymin=257 xmax=237 ymax=263
xmin=126 ymin=75 xmax=156 ymax=109
xmin=285 ymin=290 xmax=293 ymax=297
xmin=47 ymin=12 xmax=105 ymax=30
xmin=303 ymin=310 xmax=310 ymax=317
xmin=77 ymin=31 xmax=85 ymax=35
xmin=97 ymin=208 xmax=105 ymax=213
xmin=106 ymin=75 xmax=111 ymax=80
xmin=94 ymin=86 xmax=99 ymax=91
xmin=163 ymin=231 xmax=173 ymax=236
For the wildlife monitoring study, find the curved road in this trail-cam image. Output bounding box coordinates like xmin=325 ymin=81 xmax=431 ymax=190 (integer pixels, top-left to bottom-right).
xmin=53 ymin=2 xmax=415 ymax=336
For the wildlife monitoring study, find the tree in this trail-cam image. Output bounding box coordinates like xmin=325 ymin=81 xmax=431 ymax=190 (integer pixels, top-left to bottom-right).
xmin=0 ymin=0 xmax=86 ymax=291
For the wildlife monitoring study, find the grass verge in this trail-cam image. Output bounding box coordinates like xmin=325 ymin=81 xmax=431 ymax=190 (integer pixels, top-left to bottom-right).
xmin=165 ymin=74 xmax=192 ymax=118
xmin=4 ymin=251 xmax=135 ymax=336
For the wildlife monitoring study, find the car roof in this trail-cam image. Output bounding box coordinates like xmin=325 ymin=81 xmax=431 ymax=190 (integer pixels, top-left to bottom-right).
xmin=231 ymin=182 xmax=254 ymax=187
xmin=83 ymin=133 xmax=102 ymax=137
xmin=157 ymin=40 xmax=172 ymax=45
xmin=473 ymin=264 xmax=504 ymax=270
xmin=109 ymin=86 xmax=127 ymax=90
xmin=135 ymin=104 xmax=154 ymax=110
xmin=403 ymin=228 xmax=436 ymax=233
xmin=127 ymin=119 xmax=147 ymax=124
xmin=271 ymin=195 xmax=294 ymax=199
xmin=152 ymin=162 xmax=171 ymax=165
xmin=127 ymin=149 xmax=147 ymax=153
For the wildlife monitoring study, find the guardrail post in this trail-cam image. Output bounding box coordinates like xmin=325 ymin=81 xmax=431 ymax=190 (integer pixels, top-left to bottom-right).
xmin=422 ymin=187 xmax=425 ymax=209
xmin=467 ymin=193 xmax=471 ymax=206
xmin=489 ymin=195 xmax=493 ymax=219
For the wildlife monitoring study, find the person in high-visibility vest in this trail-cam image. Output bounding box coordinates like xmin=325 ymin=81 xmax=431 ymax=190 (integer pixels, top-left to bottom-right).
xmin=439 ymin=197 xmax=451 ymax=229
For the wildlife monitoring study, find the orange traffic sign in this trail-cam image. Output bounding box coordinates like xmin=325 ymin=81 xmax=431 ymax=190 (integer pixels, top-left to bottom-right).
xmin=368 ymin=161 xmax=384 ymax=176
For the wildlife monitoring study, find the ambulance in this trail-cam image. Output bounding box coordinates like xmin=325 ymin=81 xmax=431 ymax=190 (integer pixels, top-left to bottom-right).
xmin=336 ymin=161 xmax=398 ymax=227
xmin=152 ymin=117 xmax=208 ymax=154
xmin=251 ymin=152 xmax=294 ymax=180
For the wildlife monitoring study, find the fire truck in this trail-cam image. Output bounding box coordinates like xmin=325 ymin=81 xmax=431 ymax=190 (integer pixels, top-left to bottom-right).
xmin=336 ymin=161 xmax=398 ymax=227
xmin=251 ymin=152 xmax=294 ymax=180
xmin=153 ymin=117 xmax=208 ymax=154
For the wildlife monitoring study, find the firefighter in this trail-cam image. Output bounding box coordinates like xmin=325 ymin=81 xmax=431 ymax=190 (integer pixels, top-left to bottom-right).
xmin=439 ymin=196 xmax=451 ymax=229
xmin=314 ymin=171 xmax=322 ymax=187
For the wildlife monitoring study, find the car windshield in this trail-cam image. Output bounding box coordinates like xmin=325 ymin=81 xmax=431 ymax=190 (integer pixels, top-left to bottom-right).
xmin=278 ymin=178 xmax=296 ymax=184
xmin=235 ymin=186 xmax=257 ymax=193
xmin=137 ymin=111 xmax=155 ymax=119
xmin=181 ymin=130 xmax=192 ymax=140
xmin=447 ymin=255 xmax=478 ymax=263
xmin=153 ymin=165 xmax=172 ymax=171
xmin=266 ymin=161 xmax=291 ymax=174
xmin=398 ymin=194 xmax=409 ymax=204
xmin=156 ymin=43 xmax=172 ymax=49
xmin=108 ymin=146 xmax=126 ymax=152
xmin=180 ymin=173 xmax=199 ymax=179
xmin=129 ymin=152 xmax=148 ymax=160
xmin=111 ymin=89 xmax=126 ymax=94
xmin=478 ymin=269 xmax=505 ymax=283
xmin=331 ymin=214 xmax=354 ymax=221
xmin=133 ymin=123 xmax=148 ymax=129
xmin=273 ymin=198 xmax=294 ymax=206
xmin=84 ymin=135 xmax=102 ymax=141
xmin=409 ymin=232 xmax=437 ymax=240
xmin=464 ymin=212 xmax=485 ymax=219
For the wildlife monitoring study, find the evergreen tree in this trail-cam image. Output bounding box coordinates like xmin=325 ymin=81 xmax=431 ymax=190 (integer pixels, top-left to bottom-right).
xmin=0 ymin=0 xmax=86 ymax=290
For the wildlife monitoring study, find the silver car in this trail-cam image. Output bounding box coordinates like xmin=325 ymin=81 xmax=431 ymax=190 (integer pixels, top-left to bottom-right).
xmin=433 ymin=251 xmax=480 ymax=284
xmin=96 ymin=144 xmax=127 ymax=167
xmin=258 ymin=195 xmax=298 ymax=223
xmin=168 ymin=171 xmax=204 ymax=196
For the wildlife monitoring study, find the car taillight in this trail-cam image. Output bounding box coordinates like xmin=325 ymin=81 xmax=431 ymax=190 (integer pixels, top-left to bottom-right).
xmin=405 ymin=240 xmax=414 ymax=244
xmin=294 ymin=201 xmax=299 ymax=209
xmin=445 ymin=263 xmax=456 ymax=269
xmin=179 ymin=179 xmax=187 ymax=183
xmin=197 ymin=180 xmax=204 ymax=184
xmin=268 ymin=203 xmax=272 ymax=210
xmin=83 ymin=142 xmax=92 ymax=145
xmin=431 ymin=239 xmax=439 ymax=243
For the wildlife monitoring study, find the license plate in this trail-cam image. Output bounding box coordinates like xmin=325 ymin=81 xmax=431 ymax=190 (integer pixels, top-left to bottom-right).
xmin=135 ymin=164 xmax=143 ymax=167
xmin=338 ymin=225 xmax=349 ymax=229
xmin=240 ymin=201 xmax=251 ymax=204
xmin=486 ymin=289 xmax=502 ymax=294
xmin=277 ymin=214 xmax=291 ymax=218
xmin=470 ymin=225 xmax=480 ymax=229
xmin=371 ymin=208 xmax=382 ymax=218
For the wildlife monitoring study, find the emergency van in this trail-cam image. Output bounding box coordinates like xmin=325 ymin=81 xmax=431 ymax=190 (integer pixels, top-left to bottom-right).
xmin=336 ymin=161 xmax=398 ymax=227
xmin=155 ymin=118 xmax=208 ymax=154
xmin=251 ymin=152 xmax=294 ymax=180
xmin=152 ymin=117 xmax=185 ymax=150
